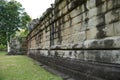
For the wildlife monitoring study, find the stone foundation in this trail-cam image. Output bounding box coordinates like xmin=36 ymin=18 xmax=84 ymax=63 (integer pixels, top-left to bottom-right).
xmin=29 ymin=49 xmax=120 ymax=80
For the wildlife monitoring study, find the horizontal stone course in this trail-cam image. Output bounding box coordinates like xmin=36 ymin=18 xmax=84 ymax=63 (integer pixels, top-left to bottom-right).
xmin=29 ymin=50 xmax=120 ymax=80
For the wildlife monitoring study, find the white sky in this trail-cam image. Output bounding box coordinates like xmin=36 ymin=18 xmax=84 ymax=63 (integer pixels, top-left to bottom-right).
xmin=16 ymin=0 xmax=55 ymax=19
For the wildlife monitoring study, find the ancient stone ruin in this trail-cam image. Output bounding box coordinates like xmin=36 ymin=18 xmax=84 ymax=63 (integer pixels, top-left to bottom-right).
xmin=27 ymin=0 xmax=120 ymax=80
xmin=8 ymin=37 xmax=27 ymax=55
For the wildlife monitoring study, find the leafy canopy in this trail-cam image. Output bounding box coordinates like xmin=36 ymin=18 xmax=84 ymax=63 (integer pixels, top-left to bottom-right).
xmin=0 ymin=0 xmax=31 ymax=45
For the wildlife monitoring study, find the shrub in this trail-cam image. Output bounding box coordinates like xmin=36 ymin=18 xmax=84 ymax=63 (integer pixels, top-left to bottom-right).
xmin=0 ymin=44 xmax=7 ymax=51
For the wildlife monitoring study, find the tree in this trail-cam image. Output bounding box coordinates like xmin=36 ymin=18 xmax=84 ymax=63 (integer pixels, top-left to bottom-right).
xmin=0 ymin=0 xmax=31 ymax=45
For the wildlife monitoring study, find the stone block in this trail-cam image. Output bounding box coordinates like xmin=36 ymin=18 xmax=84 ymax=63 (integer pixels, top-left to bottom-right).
xmin=114 ymin=21 xmax=120 ymax=36
xmin=84 ymin=50 xmax=120 ymax=64
xmin=58 ymin=0 xmax=66 ymax=10
xmin=70 ymin=6 xmax=83 ymax=18
xmin=63 ymin=51 xmax=71 ymax=58
xmin=84 ymin=36 xmax=120 ymax=49
xmin=50 ymin=51 xmax=55 ymax=56
xmin=86 ymin=0 xmax=96 ymax=9
xmin=69 ymin=51 xmax=76 ymax=59
xmin=64 ymin=21 xmax=70 ymax=29
xmin=71 ymin=15 xmax=82 ymax=25
xmin=73 ymin=23 xmax=82 ymax=32
xmin=73 ymin=31 xmax=86 ymax=43
xmin=64 ymin=15 xmax=69 ymax=22
xmin=105 ymin=23 xmax=115 ymax=37
xmin=88 ymin=15 xmax=104 ymax=29
xmin=75 ymin=51 xmax=84 ymax=60
xmin=86 ymin=27 xmax=98 ymax=40
xmin=86 ymin=0 xmax=104 ymax=9
xmin=41 ymin=50 xmax=48 ymax=56
xmin=88 ymin=3 xmax=106 ymax=18
xmin=84 ymin=39 xmax=99 ymax=49
xmin=89 ymin=7 xmax=98 ymax=18
xmin=80 ymin=21 xmax=87 ymax=32
xmin=68 ymin=0 xmax=79 ymax=11
xmin=105 ymin=8 xmax=120 ymax=24
xmin=67 ymin=35 xmax=74 ymax=44
xmin=71 ymin=42 xmax=84 ymax=49
xmin=82 ymin=11 xmax=89 ymax=21
xmin=113 ymin=36 xmax=120 ymax=48
xmin=106 ymin=0 xmax=120 ymax=11
xmin=55 ymin=50 xmax=64 ymax=57
xmin=62 ymin=6 xmax=68 ymax=14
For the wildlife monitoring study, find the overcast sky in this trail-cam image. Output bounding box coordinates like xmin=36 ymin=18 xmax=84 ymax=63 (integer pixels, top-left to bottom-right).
xmin=16 ymin=0 xmax=55 ymax=19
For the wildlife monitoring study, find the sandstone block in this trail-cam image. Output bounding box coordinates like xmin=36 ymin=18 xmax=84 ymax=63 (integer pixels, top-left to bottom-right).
xmin=106 ymin=0 xmax=120 ymax=11
xmin=86 ymin=0 xmax=104 ymax=9
xmin=84 ymin=40 xmax=101 ymax=49
xmin=89 ymin=7 xmax=98 ymax=18
xmin=73 ymin=23 xmax=82 ymax=32
xmin=88 ymin=15 xmax=104 ymax=29
xmin=49 ymin=51 xmax=55 ymax=56
xmin=105 ymin=23 xmax=115 ymax=37
xmin=41 ymin=50 xmax=48 ymax=56
xmin=72 ymin=15 xmax=82 ymax=25
xmin=72 ymin=42 xmax=84 ymax=49
xmin=57 ymin=50 xmax=65 ymax=57
xmin=84 ymin=50 xmax=120 ymax=64
xmin=84 ymin=36 xmax=120 ymax=49
xmin=114 ymin=21 xmax=120 ymax=36
xmin=70 ymin=6 xmax=83 ymax=18
xmin=69 ymin=51 xmax=76 ymax=59
xmin=105 ymin=8 xmax=120 ymax=24
xmin=88 ymin=3 xmax=106 ymax=18
xmin=86 ymin=0 xmax=96 ymax=9
xmin=86 ymin=27 xmax=98 ymax=40
xmin=73 ymin=31 xmax=86 ymax=43
xmin=82 ymin=11 xmax=89 ymax=21
xmin=63 ymin=51 xmax=71 ymax=58
xmin=75 ymin=51 xmax=84 ymax=60
xmin=80 ymin=21 xmax=87 ymax=32
xmin=62 ymin=6 xmax=68 ymax=14
xmin=58 ymin=0 xmax=66 ymax=10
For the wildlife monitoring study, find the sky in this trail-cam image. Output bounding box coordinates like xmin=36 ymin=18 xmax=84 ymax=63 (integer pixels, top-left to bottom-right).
xmin=16 ymin=0 xmax=55 ymax=19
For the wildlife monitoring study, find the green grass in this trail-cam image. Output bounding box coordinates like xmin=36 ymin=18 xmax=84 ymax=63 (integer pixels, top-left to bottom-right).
xmin=0 ymin=52 xmax=63 ymax=80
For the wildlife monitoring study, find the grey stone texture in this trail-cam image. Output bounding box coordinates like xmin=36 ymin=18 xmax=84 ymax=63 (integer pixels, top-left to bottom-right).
xmin=27 ymin=0 xmax=120 ymax=80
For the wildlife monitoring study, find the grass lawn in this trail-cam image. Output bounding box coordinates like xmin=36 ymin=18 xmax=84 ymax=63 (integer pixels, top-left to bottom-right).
xmin=0 ymin=52 xmax=63 ymax=80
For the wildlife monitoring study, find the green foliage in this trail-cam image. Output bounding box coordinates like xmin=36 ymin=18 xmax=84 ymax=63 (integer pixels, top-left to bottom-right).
xmin=0 ymin=0 xmax=31 ymax=44
xmin=0 ymin=44 xmax=7 ymax=51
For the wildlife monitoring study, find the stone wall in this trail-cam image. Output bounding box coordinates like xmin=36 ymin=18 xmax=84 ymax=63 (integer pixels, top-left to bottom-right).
xmin=27 ymin=0 xmax=120 ymax=80
xmin=8 ymin=37 xmax=27 ymax=55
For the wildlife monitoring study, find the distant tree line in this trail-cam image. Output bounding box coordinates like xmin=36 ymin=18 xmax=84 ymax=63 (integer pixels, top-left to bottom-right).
xmin=0 ymin=0 xmax=31 ymax=50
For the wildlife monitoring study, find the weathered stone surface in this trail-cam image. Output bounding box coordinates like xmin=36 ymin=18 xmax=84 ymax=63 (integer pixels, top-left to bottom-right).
xmin=88 ymin=15 xmax=104 ymax=29
xmin=29 ymin=50 xmax=120 ymax=80
xmin=27 ymin=0 xmax=120 ymax=80
xmin=84 ymin=36 xmax=120 ymax=49
xmin=70 ymin=6 xmax=82 ymax=18
xmin=86 ymin=0 xmax=104 ymax=9
xmin=114 ymin=21 xmax=120 ymax=36
xmin=71 ymin=15 xmax=82 ymax=25
xmin=106 ymin=0 xmax=120 ymax=11
xmin=84 ymin=50 xmax=120 ymax=64
xmin=86 ymin=0 xmax=96 ymax=9
xmin=86 ymin=27 xmax=98 ymax=39
xmin=105 ymin=23 xmax=115 ymax=37
xmin=105 ymin=8 xmax=120 ymax=24
xmin=88 ymin=3 xmax=106 ymax=18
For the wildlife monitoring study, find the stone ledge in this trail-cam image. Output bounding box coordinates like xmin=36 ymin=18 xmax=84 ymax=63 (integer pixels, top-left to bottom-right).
xmin=49 ymin=36 xmax=120 ymax=50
